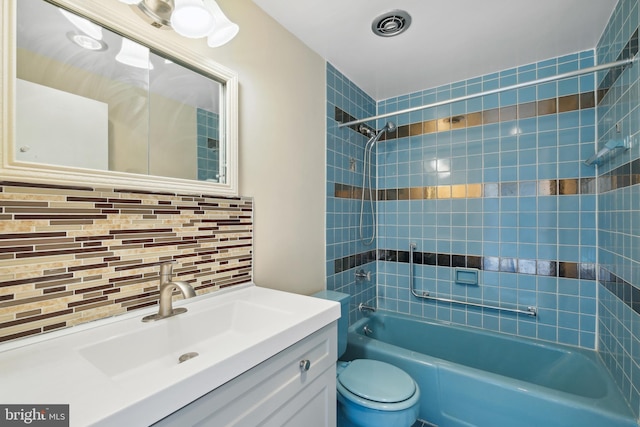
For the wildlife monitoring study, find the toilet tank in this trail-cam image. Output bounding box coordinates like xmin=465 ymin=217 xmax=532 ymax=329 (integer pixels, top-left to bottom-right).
xmin=312 ymin=290 xmax=350 ymax=358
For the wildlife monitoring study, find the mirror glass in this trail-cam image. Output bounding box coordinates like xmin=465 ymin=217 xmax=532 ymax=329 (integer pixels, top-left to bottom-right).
xmin=14 ymin=0 xmax=228 ymax=185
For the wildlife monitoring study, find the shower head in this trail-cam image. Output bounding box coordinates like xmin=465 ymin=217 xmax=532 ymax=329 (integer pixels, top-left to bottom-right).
xmin=364 ymin=121 xmax=396 ymax=150
xmin=374 ymin=121 xmax=395 ymax=138
xmin=382 ymin=122 xmax=396 ymax=133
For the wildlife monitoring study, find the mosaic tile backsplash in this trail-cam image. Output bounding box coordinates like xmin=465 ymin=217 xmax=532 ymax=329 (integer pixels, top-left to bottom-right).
xmin=0 ymin=181 xmax=253 ymax=343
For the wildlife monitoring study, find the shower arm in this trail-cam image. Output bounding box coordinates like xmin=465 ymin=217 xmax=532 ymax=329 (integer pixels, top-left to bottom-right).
xmin=359 ymin=132 xmax=380 ymax=245
xmin=359 ymin=123 xmax=396 ymax=245
xmin=584 ymin=137 xmax=630 ymax=166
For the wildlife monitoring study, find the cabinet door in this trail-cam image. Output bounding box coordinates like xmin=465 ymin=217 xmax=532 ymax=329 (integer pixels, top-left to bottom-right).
xmin=263 ymin=365 xmax=335 ymax=427
xmin=153 ymin=323 xmax=337 ymax=427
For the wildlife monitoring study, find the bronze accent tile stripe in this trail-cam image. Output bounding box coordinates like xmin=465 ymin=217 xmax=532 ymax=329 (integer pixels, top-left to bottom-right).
xmin=333 ymin=250 xmax=378 ymax=274
xmin=334 ymin=106 xmax=374 ymax=137
xmin=600 ymin=268 xmax=640 ymax=315
xmin=598 ymin=158 xmax=640 ymax=193
xmin=598 ymin=29 xmax=639 ymax=102
xmin=0 ymin=182 xmax=253 ymax=344
xmin=371 ymin=91 xmax=595 ymax=142
xmin=334 ymin=249 xmax=596 ymax=281
xmin=334 ymin=178 xmax=594 ymax=201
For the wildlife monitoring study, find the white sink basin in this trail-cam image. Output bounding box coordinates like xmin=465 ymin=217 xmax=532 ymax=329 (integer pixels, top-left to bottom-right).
xmin=79 ymin=300 xmax=293 ymax=381
xmin=0 ymin=283 xmax=340 ymax=427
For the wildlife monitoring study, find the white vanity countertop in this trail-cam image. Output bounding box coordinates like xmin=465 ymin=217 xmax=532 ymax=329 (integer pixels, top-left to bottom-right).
xmin=0 ymin=283 xmax=340 ymax=426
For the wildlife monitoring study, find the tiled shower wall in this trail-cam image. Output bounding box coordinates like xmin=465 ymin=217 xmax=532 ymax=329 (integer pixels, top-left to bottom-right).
xmin=375 ymin=51 xmax=599 ymax=349
xmin=0 ymin=181 xmax=252 ymax=343
xmin=197 ymin=108 xmax=221 ymax=182
xmin=596 ymin=0 xmax=640 ymax=417
xmin=325 ymin=0 xmax=640 ymax=416
xmin=326 ymin=63 xmax=377 ymax=323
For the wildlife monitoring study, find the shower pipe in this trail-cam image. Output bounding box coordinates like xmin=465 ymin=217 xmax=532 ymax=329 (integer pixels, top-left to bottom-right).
xmin=359 ymin=122 xmax=396 ymax=245
xmin=408 ymin=242 xmax=538 ymax=317
xmin=337 ymin=56 xmax=638 ymax=129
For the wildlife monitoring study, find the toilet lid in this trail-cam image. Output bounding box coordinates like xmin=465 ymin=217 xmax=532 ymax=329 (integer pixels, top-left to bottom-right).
xmin=337 ymin=359 xmax=416 ymax=403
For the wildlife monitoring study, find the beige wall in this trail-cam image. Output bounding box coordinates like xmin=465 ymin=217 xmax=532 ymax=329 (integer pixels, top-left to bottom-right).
xmin=148 ymin=92 xmax=197 ymax=180
xmin=194 ymin=0 xmax=327 ymax=295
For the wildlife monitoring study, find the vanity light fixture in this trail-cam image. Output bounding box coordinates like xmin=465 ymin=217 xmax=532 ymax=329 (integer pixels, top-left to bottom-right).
xmin=203 ymin=0 xmax=239 ymax=47
xmin=119 ymin=0 xmax=239 ymax=46
xmin=171 ymin=0 xmax=215 ymax=38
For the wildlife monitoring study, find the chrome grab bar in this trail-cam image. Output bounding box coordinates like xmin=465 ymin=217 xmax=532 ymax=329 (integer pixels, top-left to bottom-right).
xmin=408 ymin=242 xmax=537 ymax=317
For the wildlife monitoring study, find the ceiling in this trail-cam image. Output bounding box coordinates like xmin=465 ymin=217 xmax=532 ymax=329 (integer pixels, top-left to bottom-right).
xmin=252 ymin=0 xmax=618 ymax=101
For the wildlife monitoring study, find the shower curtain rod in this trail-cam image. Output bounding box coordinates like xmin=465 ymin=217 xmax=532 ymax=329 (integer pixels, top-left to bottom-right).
xmin=337 ymin=56 xmax=638 ymax=129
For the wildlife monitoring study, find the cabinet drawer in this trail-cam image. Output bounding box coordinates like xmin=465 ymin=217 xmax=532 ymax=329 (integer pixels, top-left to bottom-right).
xmin=153 ymin=322 xmax=337 ymax=427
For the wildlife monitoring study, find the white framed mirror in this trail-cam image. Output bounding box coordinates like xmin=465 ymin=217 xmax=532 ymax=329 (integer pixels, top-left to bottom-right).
xmin=1 ymin=0 xmax=238 ymax=195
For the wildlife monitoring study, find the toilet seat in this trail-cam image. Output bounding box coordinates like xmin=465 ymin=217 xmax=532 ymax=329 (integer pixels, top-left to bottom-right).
xmin=337 ymin=359 xmax=418 ymax=411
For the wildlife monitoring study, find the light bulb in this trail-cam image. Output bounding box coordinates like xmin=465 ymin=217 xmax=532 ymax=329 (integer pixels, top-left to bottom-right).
xmin=204 ymin=0 xmax=239 ymax=47
xmin=116 ymin=39 xmax=154 ymax=70
xmin=171 ymin=0 xmax=215 ymax=39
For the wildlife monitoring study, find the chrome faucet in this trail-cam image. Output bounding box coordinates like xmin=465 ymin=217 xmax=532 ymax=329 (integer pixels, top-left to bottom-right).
xmin=142 ymin=261 xmax=196 ymax=322
xmin=358 ymin=303 xmax=376 ymax=313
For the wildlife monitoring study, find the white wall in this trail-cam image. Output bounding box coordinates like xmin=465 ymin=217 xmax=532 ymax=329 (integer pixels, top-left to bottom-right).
xmin=16 ymin=79 xmax=109 ymax=170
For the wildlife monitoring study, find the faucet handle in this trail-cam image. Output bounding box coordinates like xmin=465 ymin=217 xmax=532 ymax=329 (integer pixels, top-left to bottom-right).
xmin=159 ymin=261 xmax=176 ymax=277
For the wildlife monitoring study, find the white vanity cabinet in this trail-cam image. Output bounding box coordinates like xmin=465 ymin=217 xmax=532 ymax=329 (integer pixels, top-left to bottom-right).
xmin=152 ymin=322 xmax=337 ymax=427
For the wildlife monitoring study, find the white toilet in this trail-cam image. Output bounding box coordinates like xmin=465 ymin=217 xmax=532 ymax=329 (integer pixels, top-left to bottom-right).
xmin=313 ymin=290 xmax=420 ymax=427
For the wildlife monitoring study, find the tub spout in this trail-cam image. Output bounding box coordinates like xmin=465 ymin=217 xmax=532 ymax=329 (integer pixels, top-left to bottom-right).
xmin=142 ymin=261 xmax=196 ymax=322
xmin=358 ymin=303 xmax=376 ymax=313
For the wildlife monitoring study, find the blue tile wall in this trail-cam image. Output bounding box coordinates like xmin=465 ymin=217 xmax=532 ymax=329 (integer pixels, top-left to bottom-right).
xmin=325 ymin=0 xmax=640 ymax=417
xmin=196 ymin=108 xmax=221 ymax=182
xmin=376 ymin=50 xmax=598 ymax=349
xmin=596 ymin=0 xmax=640 ymax=417
xmin=326 ymin=64 xmax=377 ymax=323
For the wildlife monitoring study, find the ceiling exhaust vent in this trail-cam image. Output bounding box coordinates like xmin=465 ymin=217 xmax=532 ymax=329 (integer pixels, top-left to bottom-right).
xmin=372 ymin=10 xmax=411 ymax=37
